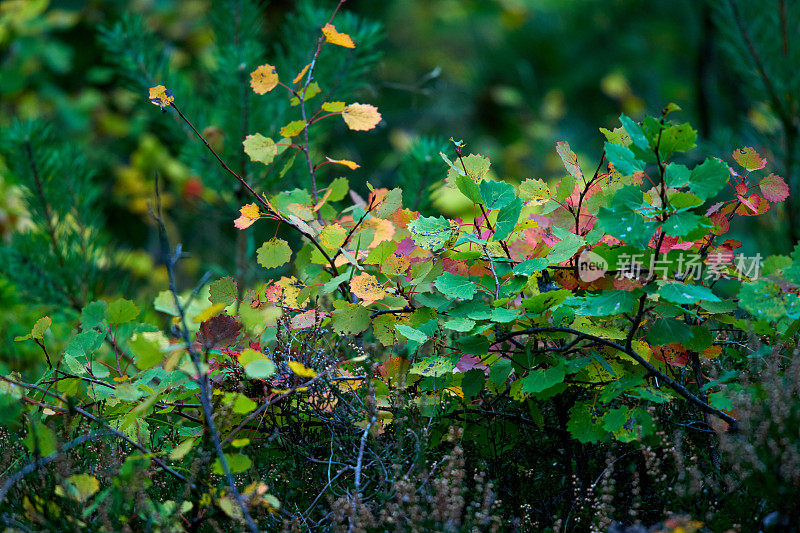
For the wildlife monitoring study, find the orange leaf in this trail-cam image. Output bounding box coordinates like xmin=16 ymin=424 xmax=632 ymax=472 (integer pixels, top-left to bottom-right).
xmin=250 ymin=64 xmax=279 ymax=94
xmin=234 ymin=203 xmax=261 ymax=229
xmin=321 ymin=23 xmax=355 ymax=48
xmin=293 ymin=63 xmax=311 ymax=84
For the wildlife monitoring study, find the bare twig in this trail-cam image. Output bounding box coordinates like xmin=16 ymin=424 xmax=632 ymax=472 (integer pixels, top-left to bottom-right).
xmin=150 ymin=179 xmax=258 ymax=533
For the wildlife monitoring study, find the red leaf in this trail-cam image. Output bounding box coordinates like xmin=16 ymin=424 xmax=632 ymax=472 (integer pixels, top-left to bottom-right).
xmin=759 ymin=173 xmax=789 ymax=202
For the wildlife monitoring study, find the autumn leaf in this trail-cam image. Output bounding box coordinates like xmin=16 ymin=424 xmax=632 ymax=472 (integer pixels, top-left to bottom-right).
xmin=759 ymin=173 xmax=789 ymax=202
xmin=234 ymin=203 xmax=261 ymax=229
xmin=322 ymin=23 xmax=355 ymax=48
xmin=148 ymin=85 xmax=174 ymax=109
xmin=293 ymin=63 xmax=310 ymax=84
xmin=322 ymin=101 xmax=346 ymax=112
xmin=325 ymin=157 xmax=360 ymax=170
xmin=288 ymin=360 xmax=317 ymax=378
xmin=273 ymin=276 xmax=304 ymax=308
xmin=350 ymin=272 xmax=387 ymax=304
xmin=243 ymin=134 xmax=278 ymax=165
xmin=279 ymin=121 xmax=305 ymax=138
xmin=341 ymin=103 xmax=381 ymax=131
xmin=732 ymin=147 xmax=767 ymax=171
xmin=290 ymin=310 xmax=326 ymax=329
xmin=320 ymin=223 xmax=348 ymax=249
xmin=556 ymin=141 xmax=583 ymax=179
xmin=518 ymin=178 xmax=551 ymax=206
xmin=250 ymin=64 xmax=279 ymax=94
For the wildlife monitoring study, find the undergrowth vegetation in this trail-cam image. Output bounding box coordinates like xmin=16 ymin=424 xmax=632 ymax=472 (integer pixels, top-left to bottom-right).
xmin=1 ymin=1 xmax=799 ymax=532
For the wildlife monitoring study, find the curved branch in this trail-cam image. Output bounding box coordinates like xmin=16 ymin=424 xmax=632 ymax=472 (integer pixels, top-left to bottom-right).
xmin=497 ymin=326 xmax=738 ymax=428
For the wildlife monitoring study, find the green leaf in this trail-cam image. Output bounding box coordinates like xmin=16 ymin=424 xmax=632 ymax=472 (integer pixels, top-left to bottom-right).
xmin=245 ymin=359 xmax=275 ymax=379
xmin=596 ymin=206 xmax=656 ymax=248
xmin=647 ymin=318 xmax=693 ymax=345
xmin=434 ymin=272 xmax=477 ymax=300
xmin=364 ymin=241 xmax=398 ymax=265
xmin=31 ymin=316 xmax=52 ymax=339
xmin=65 ymin=330 xmax=105 ymax=359
xmin=213 ymin=453 xmax=251 ymax=475
xmin=658 ymin=122 xmax=697 ymax=157
xmin=480 ymin=180 xmax=516 ymax=210
xmin=23 ymin=420 xmax=57 ymax=456
xmin=604 ymin=142 xmax=645 ymax=176
xmin=662 ymin=212 xmax=708 ymax=237
xmin=243 ymin=134 xmax=277 ymax=165
xmin=410 ymin=355 xmax=456 ymax=377
xmin=321 ymin=273 xmax=350 ymax=295
xmin=331 ymin=301 xmax=370 ymax=335
xmin=240 ymin=348 xmax=276 ymax=379
xmin=375 ymin=188 xmax=403 ymax=218
xmin=738 ymin=279 xmax=787 ymax=321
xmin=60 ymin=474 xmax=100 ymax=503
xmin=567 ymin=401 xmax=608 ymax=443
xmin=209 ymin=277 xmax=238 ymax=306
xmin=555 ymin=175 xmax=576 ymax=203
xmin=443 ymin=317 xmax=475 ymax=332
xmin=688 ymin=158 xmax=729 ymax=200
xmin=461 ymin=369 xmax=485 ymax=397
xmin=105 ymin=298 xmax=140 ymax=324
xmin=493 ymin=196 xmax=523 ymax=241
xmin=81 ymin=301 xmax=107 ymax=330
xmin=513 ymin=258 xmax=549 ymax=276
xmin=489 ymin=358 xmax=513 ymax=386
xmin=395 ymin=324 xmax=429 ymax=343
xmin=565 ymin=290 xmax=638 ymax=317
xmin=456 ymin=335 xmax=489 ymax=356
xmin=619 ymin=114 xmax=649 ymax=151
xmin=665 ymin=163 xmax=690 ymax=188
xmin=256 ymin=238 xmax=292 ymax=269
xmin=521 ymin=366 xmax=566 ymax=394
xmin=547 ymin=228 xmax=585 ymax=263
xmin=455 ymin=173 xmax=482 ymax=204
xmin=129 ymin=334 xmax=163 ymax=370
xmin=658 ymin=282 xmax=720 ymax=305
xmin=408 ymin=215 xmax=452 ymax=251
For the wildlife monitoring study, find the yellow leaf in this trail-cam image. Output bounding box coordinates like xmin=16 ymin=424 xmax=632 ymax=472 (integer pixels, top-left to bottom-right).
xmin=234 ymin=203 xmax=261 ymax=229
xmin=250 ymin=64 xmax=279 ymax=94
xmin=148 ymin=85 xmax=174 ymax=109
xmin=341 ymin=103 xmax=381 ymax=131
xmin=322 ymin=101 xmax=346 ymax=112
xmin=313 ymin=187 xmax=334 ymax=212
xmin=320 ymin=223 xmax=348 ymax=249
xmin=193 ymin=303 xmax=226 ymax=323
xmin=280 ymin=120 xmax=306 ymax=137
xmin=293 ymin=63 xmax=310 ymax=84
xmin=61 ymin=474 xmax=99 ymax=503
xmin=288 ymin=360 xmax=317 ymax=377
xmin=274 ymin=276 xmax=304 ymax=308
xmin=350 ymin=272 xmax=388 ymax=304
xmin=321 ymin=23 xmax=355 ymax=48
xmin=325 ymin=157 xmax=360 ymax=170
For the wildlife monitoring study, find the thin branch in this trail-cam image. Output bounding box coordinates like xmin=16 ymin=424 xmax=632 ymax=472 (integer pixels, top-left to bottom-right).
xmin=497 ymin=326 xmax=738 ymax=427
xmin=151 ymin=180 xmax=258 ymax=533
xmin=0 ymin=431 xmax=111 ymax=504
